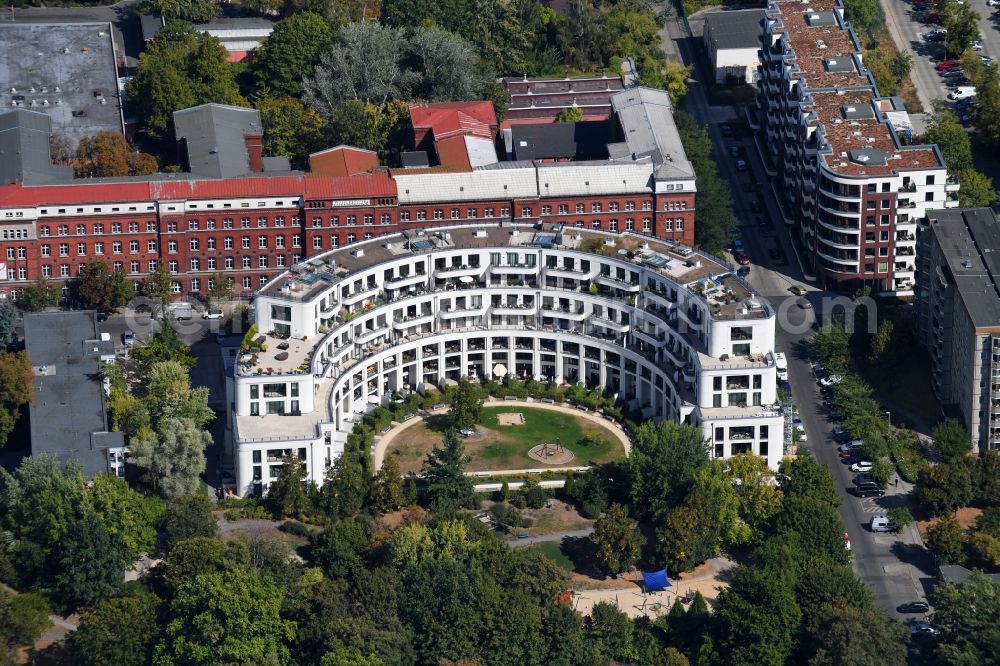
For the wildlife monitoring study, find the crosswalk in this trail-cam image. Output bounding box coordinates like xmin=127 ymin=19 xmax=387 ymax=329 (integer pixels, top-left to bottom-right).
xmin=859 ymin=496 xmax=888 ymax=514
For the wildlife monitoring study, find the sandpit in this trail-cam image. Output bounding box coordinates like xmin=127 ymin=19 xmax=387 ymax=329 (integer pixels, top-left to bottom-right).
xmin=497 ymin=412 xmax=526 ymax=426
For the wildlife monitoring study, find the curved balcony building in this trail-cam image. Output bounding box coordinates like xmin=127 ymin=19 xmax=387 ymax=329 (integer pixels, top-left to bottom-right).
xmin=228 ymin=225 xmax=784 ymax=497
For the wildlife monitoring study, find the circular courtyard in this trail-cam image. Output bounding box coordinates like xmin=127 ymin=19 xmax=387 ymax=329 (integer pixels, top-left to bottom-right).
xmin=379 ymin=402 xmax=630 ymax=475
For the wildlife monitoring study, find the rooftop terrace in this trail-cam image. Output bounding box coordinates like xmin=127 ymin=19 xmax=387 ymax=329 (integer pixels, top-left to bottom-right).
xmin=260 ymin=224 xmax=765 ymax=323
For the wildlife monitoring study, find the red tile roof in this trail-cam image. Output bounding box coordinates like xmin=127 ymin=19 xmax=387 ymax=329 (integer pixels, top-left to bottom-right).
xmin=408 ymin=101 xmax=497 ymax=141
xmin=303 ymin=174 xmax=397 ymax=200
xmin=151 ymin=176 xmax=307 ymax=200
xmin=0 ymin=181 xmax=154 ymax=207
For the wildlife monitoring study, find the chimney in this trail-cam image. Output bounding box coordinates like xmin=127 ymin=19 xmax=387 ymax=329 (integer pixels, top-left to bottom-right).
xmin=244 ymin=133 xmax=263 ymax=173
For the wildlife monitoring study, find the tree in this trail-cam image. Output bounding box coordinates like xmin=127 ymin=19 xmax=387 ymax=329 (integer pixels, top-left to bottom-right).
xmin=72 ymin=589 xmax=161 ymax=666
xmin=660 ymin=61 xmax=691 ymax=106
xmin=406 ymin=27 xmax=486 ymax=102
xmin=381 ymin=0 xmax=471 ymax=35
xmin=934 ymin=420 xmax=973 ymax=462
xmin=158 ymin=567 xmax=296 ymax=665
xmin=319 ymin=452 xmax=367 ymax=519
xmin=944 ymin=1 xmax=981 ymax=57
xmin=450 ymin=381 xmax=483 ymax=431
xmin=370 ymin=457 xmax=405 ymax=514
xmin=0 ymin=301 xmax=18 ymax=348
xmin=131 ymin=322 xmax=196 ymax=373
xmin=75 ymin=132 xmax=158 ymax=178
xmin=973 ymin=63 xmax=1000 ymax=145
xmin=421 ymin=429 xmax=477 ymax=511
xmin=930 ymin=570 xmax=1000 ymax=665
xmin=923 ymin=111 xmax=973 ymax=171
xmin=137 ymin=0 xmax=219 ymax=22
xmin=585 ymin=601 xmax=638 ymax=663
xmin=15 ymin=279 xmax=60 ymax=312
xmin=805 ymin=602 xmax=908 ymax=666
xmin=842 ymin=0 xmax=883 ymax=40
xmin=713 ymin=567 xmax=803 ymax=666
xmin=657 ymin=490 xmax=726 ymax=573
xmin=725 ymin=453 xmax=783 ymax=539
xmin=0 ymin=350 xmax=33 ymax=448
xmin=161 ymin=494 xmax=218 ymax=552
xmin=810 ymin=323 xmax=851 ymax=367
xmin=867 ymin=318 xmax=894 ymax=371
xmin=464 ymin=0 xmax=530 ymax=75
xmin=52 ymin=512 xmax=128 ymax=612
xmin=303 ymin=22 xmax=407 ymax=111
xmin=269 ymin=453 xmax=311 ymax=519
xmin=590 ymin=503 xmax=641 ymax=576
xmin=75 ymin=261 xmax=123 ymax=311
xmin=143 ymin=263 xmax=173 ymax=310
xmin=89 ymin=474 xmax=161 ymax=559
xmin=917 ymin=460 xmax=975 ymax=516
xmin=656 ymin=646 xmax=690 ymax=666
xmin=323 ymin=98 xmax=411 ymax=164
xmin=125 ymin=21 xmax=244 ymax=139
xmin=130 ymin=417 xmax=210 ymax=497
xmin=927 ymin=515 xmax=966 ymax=565
xmin=779 ymin=453 xmax=841 ymax=507
xmin=164 ymin=536 xmax=231 ymax=593
xmin=256 ymin=95 xmax=327 ymax=170
xmin=772 ymin=496 xmax=851 ymax=565
xmin=865 ymin=48 xmax=911 ymax=96
xmin=145 ymin=360 xmax=214 ymax=428
xmin=957 ymin=168 xmax=995 ymax=208
xmin=555 ymin=107 xmax=584 ymax=123
xmin=311 ymin=518 xmax=369 ymax=578
xmin=0 ymin=589 xmax=50 ymax=663
xmin=252 ymin=13 xmax=334 ymax=97
xmin=628 ymin=420 xmax=709 ymax=521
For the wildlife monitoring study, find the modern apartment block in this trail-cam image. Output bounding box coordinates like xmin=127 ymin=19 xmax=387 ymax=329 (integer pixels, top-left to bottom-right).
xmin=0 ymin=88 xmax=697 ymax=301
xmin=755 ymin=0 xmax=958 ymax=296
xmin=228 ymin=225 xmax=783 ymax=496
xmin=917 ymin=208 xmax=1000 ymax=455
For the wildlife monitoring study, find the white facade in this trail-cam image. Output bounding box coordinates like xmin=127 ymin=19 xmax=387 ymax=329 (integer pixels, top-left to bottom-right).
xmin=229 ymin=225 xmax=784 ymax=496
xmin=710 ymin=45 xmax=760 ymax=85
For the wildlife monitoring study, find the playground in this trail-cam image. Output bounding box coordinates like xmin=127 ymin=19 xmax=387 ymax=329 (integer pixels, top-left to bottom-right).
xmin=381 ymin=402 xmax=629 ymax=475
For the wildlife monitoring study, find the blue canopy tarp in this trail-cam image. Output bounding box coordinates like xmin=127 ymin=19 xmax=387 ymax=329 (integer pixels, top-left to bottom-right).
xmin=641 ymin=569 xmax=671 ymax=592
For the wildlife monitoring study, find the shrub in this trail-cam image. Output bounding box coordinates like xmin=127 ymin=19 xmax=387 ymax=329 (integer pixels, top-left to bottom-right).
xmin=224 ymin=509 xmax=242 ymax=522
xmin=279 ymin=520 xmax=316 ymax=538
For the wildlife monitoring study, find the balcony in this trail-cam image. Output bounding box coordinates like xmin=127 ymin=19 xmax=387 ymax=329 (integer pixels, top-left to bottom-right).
xmin=945 ymin=176 xmax=960 ymax=192
xmin=342 ymin=286 xmax=379 ymax=306
xmin=898 ymin=182 xmax=916 ymax=193
xmin=592 ymin=316 xmax=630 ymax=334
xmin=434 ymin=264 xmax=485 ymax=280
xmin=385 ymin=272 xmax=428 ymax=289
xmin=355 ymin=324 xmax=390 ymax=345
xmin=634 ymin=328 xmax=667 ymax=348
xmin=392 ymin=313 xmax=434 ymax=330
xmin=491 ymin=263 xmax=537 ymax=275
xmin=439 ymin=303 xmax=487 ymax=319
xmin=540 ymin=305 xmax=587 ymax=321
xmin=546 ymin=264 xmax=595 ymax=280
xmin=492 ymin=302 xmax=538 ymax=316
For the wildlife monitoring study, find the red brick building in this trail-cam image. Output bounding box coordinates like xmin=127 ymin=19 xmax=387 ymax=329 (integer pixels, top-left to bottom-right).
xmin=0 ymin=91 xmax=697 ymax=301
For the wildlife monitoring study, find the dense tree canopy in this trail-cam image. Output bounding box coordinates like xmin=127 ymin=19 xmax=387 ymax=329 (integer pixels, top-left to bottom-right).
xmin=628 ymin=420 xmax=709 ymax=521
xmin=0 ymin=350 xmax=33 ymax=448
xmin=252 ymin=12 xmax=334 ymax=97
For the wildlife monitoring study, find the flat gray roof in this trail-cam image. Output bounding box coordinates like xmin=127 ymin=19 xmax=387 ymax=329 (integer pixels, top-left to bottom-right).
xmin=925 ymin=207 xmax=1000 ymax=330
xmin=24 ymin=311 xmax=120 ymax=477
xmin=610 ymin=87 xmax=695 ymax=181
xmin=0 ymin=109 xmax=75 ymax=185
xmin=704 ymin=9 xmax=766 ymax=50
xmin=0 ymin=23 xmax=123 ymax=148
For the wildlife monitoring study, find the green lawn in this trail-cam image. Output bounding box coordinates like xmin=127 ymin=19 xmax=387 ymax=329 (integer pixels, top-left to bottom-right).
xmin=523 ymin=541 xmax=574 ymax=571
xmin=477 ymin=406 xmax=621 ymax=465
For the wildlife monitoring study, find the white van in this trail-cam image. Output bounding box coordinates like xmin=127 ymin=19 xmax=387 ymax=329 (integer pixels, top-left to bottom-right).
xmin=775 ymin=352 xmax=788 ymax=381
xmin=948 ymin=86 xmax=976 ymax=101
xmin=871 ymin=515 xmax=893 ymax=532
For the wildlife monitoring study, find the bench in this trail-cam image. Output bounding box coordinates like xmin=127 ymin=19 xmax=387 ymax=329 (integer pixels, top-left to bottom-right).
xmin=504 ymin=395 xmax=517 ymax=401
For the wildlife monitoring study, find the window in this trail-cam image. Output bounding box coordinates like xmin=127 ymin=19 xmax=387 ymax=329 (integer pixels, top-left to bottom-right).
xmin=292 ymin=235 xmax=301 ymax=247
xmin=433 ymin=209 xmax=443 ymax=220
xmin=541 ymin=205 xmax=551 ymax=216
xmin=258 ymin=236 xmax=267 ymax=249
xmin=207 ymin=238 xmax=216 ymax=250
xmin=60 ymin=264 xmax=69 ymax=277
xmin=76 ymin=224 xmax=86 ymax=235
xmin=243 ymin=256 xmax=251 ymax=268
xmin=224 ymin=237 xmax=234 ymax=250
xmin=313 ymin=236 xmax=323 ymax=249
xmin=609 ymin=202 xmax=619 ymax=212
xmin=609 ymin=220 xmax=618 ymax=232
xmin=42 ymin=265 xmax=51 ymax=277
xmin=259 ymin=256 xmax=268 ymax=268
xmin=467 ymin=208 xmax=476 ymax=218
xmin=591 ymin=220 xmax=601 ymax=229
xmin=485 ymin=207 xmax=494 ymax=217
xmin=40 ymin=226 xmax=50 ymax=237
xmin=167 ymin=222 xmax=177 ymax=232
xmin=208 ymin=257 xmax=216 ymax=270
xmin=190 ymin=238 xmax=199 ymax=251
xmin=190 ymin=278 xmax=200 ymax=292
xmin=576 ymin=203 xmax=584 ymax=213
xmin=149 ymin=260 xmax=157 ymax=272
xmin=130 ymin=240 xmax=139 ymax=253
xmin=223 ymin=218 xmax=233 ymax=229
xmin=312 ymin=217 xmax=322 ymax=228
xmin=130 ymin=261 xmax=140 ymax=273
xmin=276 ymin=255 xmax=285 ymax=267
xmin=276 ymin=235 xmax=285 ymax=248
xmin=363 ymin=215 xmax=373 ymax=225
xmin=643 ymin=218 xmax=651 ymax=231
xmin=258 ymin=217 xmax=268 ymax=227
xmin=346 ymin=215 xmax=356 ymax=225
xmin=241 ymin=217 xmax=250 ymax=228
xmin=147 ymin=240 xmax=157 ymax=252
xmin=207 ymin=219 xmax=216 ymax=229
xmin=171 ymin=281 xmax=181 ymax=294
xmin=243 ymin=276 xmax=252 ymax=289
xmin=146 ymin=221 xmax=157 ymax=233
xmin=94 ymin=242 xmax=104 ymax=255
xmin=58 ymin=225 xmax=68 ymax=236
xmin=380 ymin=214 xmax=391 ymax=224
xmin=190 ymin=258 xmax=200 ymax=271
xmin=128 ymin=222 xmax=138 ymax=233
xmin=168 ymin=240 xmax=178 ymax=253
xmin=274 ymin=216 xmax=284 ymax=227
xmin=112 ymin=241 xmax=122 ymax=254
xmin=113 ymin=261 xmax=122 ymax=272
xmin=168 ymin=260 xmax=178 ymax=273
xmin=592 ymin=203 xmax=602 ymax=213
xmin=188 ymin=219 xmax=199 ymax=230
xmin=242 ymin=237 xmax=251 ymax=249
xmin=41 ymin=245 xmax=50 ymax=257
xmin=881 ymin=199 xmax=890 ymax=209
xmin=926 ymin=175 xmax=935 ymax=185
xmin=225 ymin=257 xmax=234 ymax=269
xmin=347 ymin=233 xmax=356 ymax=244
xmin=77 ymin=243 xmax=86 ymax=256
xmin=399 ymin=211 xmax=410 ymax=221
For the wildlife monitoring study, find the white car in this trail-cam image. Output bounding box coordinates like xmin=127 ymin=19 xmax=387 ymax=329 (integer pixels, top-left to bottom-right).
xmin=949 ymin=86 xmax=977 ymax=101
xmin=988 ymin=0 xmax=999 ymax=7
xmin=971 ymin=40 xmax=983 ymax=50
xmin=795 ymin=425 xmax=807 ymax=442
xmin=819 ymin=374 xmax=843 ymax=387
xmin=850 ymin=460 xmax=874 ymax=473
xmin=122 ymin=329 xmax=135 ymax=347
xmin=202 ymin=308 xmax=224 ymax=320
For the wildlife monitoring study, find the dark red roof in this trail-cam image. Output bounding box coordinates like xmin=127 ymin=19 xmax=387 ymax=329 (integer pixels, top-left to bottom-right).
xmin=0 ymin=181 xmax=154 ymax=207
xmin=151 ymin=176 xmax=307 ymax=200
xmin=409 ymin=101 xmax=497 ymax=141
xmin=303 ymin=174 xmax=397 ymax=200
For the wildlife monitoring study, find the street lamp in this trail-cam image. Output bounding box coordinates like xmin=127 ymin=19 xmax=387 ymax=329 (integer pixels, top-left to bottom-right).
xmin=885 ymin=410 xmax=891 ymax=426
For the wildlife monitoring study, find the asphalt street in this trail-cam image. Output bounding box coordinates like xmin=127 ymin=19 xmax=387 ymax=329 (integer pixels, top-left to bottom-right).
xmin=664 ymin=14 xmax=935 ymax=620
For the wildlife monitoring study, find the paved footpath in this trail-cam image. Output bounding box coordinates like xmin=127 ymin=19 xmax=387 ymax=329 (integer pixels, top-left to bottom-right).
xmin=371 ymin=398 xmax=632 ymax=473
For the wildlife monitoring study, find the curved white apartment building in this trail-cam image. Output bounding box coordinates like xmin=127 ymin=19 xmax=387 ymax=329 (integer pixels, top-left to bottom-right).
xmin=227 ymin=225 xmax=784 ymax=496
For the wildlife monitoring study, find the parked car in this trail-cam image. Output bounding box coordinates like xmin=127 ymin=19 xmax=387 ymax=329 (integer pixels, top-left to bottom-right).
xmin=789 ymin=285 xmax=808 ymax=296
xmin=819 ymin=374 xmax=843 ymax=387
xmin=909 ymin=624 xmax=940 ymax=638
xmin=834 ymin=427 xmax=850 ymax=442
xmin=936 ymin=59 xmax=961 ymax=71
xmin=855 ymin=484 xmax=885 ymax=498
xmin=853 ymin=472 xmax=877 ymax=485
xmin=732 ymin=239 xmax=745 ymax=253
xmin=796 ymin=298 xmax=813 ymax=309
xmin=841 ymin=453 xmax=865 ymax=465
xmin=922 ymin=12 xmax=942 ymax=23
xmin=923 ymin=28 xmax=946 ymax=40
xmin=122 ymin=329 xmax=135 ymax=347
xmin=729 ymin=145 xmax=741 ymax=158
xmin=850 ymin=460 xmax=874 ymax=473
xmin=948 ymin=86 xmax=977 ymax=100
xmin=202 ymin=307 xmax=224 ymax=320
xmin=971 ymin=40 xmax=983 ymax=50
xmin=736 ymin=159 xmax=747 ymax=171
xmin=95 ymin=310 xmax=108 ymax=322
xmin=941 ymin=68 xmax=966 ymax=78
xmin=735 ymin=252 xmax=750 ymax=265
xmin=871 ymin=515 xmax=894 ymax=532
xmin=897 ymin=601 xmax=931 ymax=614
xmin=755 ymin=215 xmax=768 ymax=229
xmin=838 ymin=439 xmax=865 ymax=452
